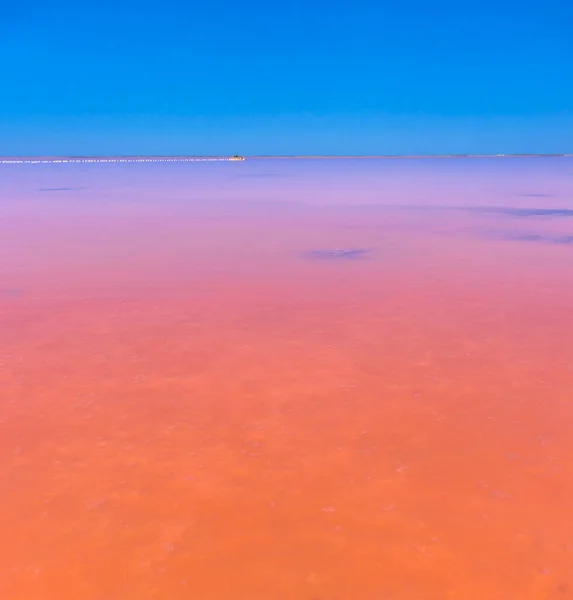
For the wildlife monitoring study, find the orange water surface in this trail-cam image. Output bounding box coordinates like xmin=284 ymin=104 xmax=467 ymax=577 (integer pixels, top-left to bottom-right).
xmin=2 ymin=158 xmax=573 ymax=599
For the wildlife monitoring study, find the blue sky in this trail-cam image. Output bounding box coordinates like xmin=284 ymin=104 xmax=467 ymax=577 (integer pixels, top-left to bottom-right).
xmin=2 ymin=0 xmax=572 ymax=155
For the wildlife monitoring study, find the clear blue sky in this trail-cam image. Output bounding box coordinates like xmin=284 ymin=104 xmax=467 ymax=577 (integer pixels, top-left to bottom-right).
xmin=2 ymin=0 xmax=572 ymax=155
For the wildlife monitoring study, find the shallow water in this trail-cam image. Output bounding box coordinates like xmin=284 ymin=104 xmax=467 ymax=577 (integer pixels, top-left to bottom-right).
xmin=2 ymin=158 xmax=573 ymax=599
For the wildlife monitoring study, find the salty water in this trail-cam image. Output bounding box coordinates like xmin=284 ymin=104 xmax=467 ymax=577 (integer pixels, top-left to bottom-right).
xmin=2 ymin=158 xmax=573 ymax=599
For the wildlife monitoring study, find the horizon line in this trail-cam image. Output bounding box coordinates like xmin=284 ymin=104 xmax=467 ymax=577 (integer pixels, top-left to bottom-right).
xmin=1 ymin=153 xmax=572 ymax=159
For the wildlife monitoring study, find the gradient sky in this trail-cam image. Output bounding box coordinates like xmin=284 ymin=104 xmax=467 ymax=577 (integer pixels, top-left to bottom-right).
xmin=2 ymin=0 xmax=572 ymax=155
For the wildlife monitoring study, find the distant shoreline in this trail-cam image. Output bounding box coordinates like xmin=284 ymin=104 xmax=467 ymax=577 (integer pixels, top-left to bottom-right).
xmin=0 ymin=154 xmax=571 ymax=164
